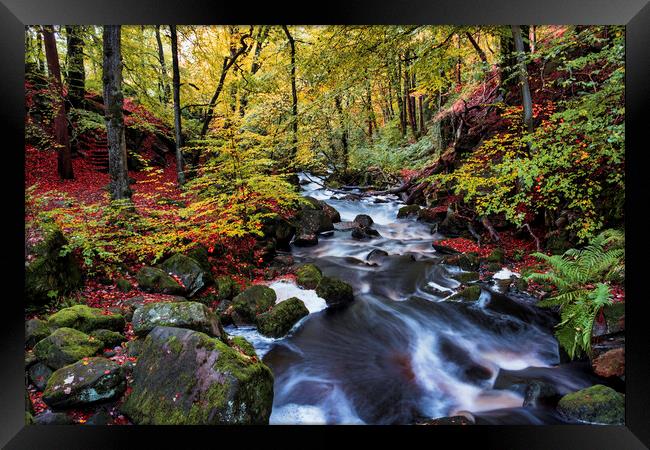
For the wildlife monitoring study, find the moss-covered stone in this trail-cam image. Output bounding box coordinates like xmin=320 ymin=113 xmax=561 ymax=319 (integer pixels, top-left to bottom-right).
xmin=449 ymin=271 xmax=480 ymax=284
xmin=157 ymin=253 xmax=212 ymax=297
xmin=121 ymin=326 xmax=274 ymax=425
xmin=557 ymin=385 xmax=624 ymax=425
xmin=43 ymin=357 xmax=126 ymax=409
xmin=485 ymin=261 xmax=502 ymax=272
xmin=215 ymin=276 xmax=241 ymax=301
xmin=186 ymin=245 xmax=212 ymax=273
xmin=47 ymin=305 xmax=125 ymax=333
xmin=115 ymin=278 xmax=133 ymax=293
xmin=316 ymin=276 xmax=354 ymax=308
xmin=89 ymin=329 xmax=125 ymax=348
xmin=443 ymin=252 xmax=480 ymax=271
xmin=448 ymin=285 xmax=482 ymax=302
xmin=25 ymin=225 xmax=83 ymax=307
xmin=295 ymin=264 xmax=323 ymax=289
xmin=25 ymin=318 xmax=52 ymax=348
xmin=229 ymin=336 xmax=257 ymax=358
xmin=397 ymin=204 xmax=421 ymax=219
xmin=33 ymin=327 xmax=104 ymax=369
xmin=135 ymin=266 xmax=185 ymax=295
xmin=231 ymin=285 xmax=277 ymax=323
xmin=256 ymin=298 xmax=309 ymax=338
xmin=132 ymin=301 xmax=224 ymax=339
xmin=486 ymin=247 xmax=505 ymax=263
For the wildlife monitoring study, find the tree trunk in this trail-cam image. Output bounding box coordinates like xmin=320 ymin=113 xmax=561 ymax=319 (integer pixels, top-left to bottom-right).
xmin=239 ymin=25 xmax=268 ymax=117
xmin=102 ymin=25 xmax=131 ymax=200
xmin=170 ymin=25 xmax=185 ymax=185
xmin=282 ymin=25 xmax=298 ymax=163
xmin=65 ymin=26 xmax=85 ymax=109
xmin=42 ymin=26 xmax=74 ymax=180
xmin=334 ymin=95 xmax=348 ymax=174
xmin=155 ymin=25 xmax=171 ymax=104
xmin=499 ymin=27 xmax=516 ymax=92
xmin=529 ymin=25 xmax=536 ymax=54
xmin=511 ymin=25 xmax=534 ymax=133
xmin=403 ymin=53 xmax=418 ymax=139
xmin=418 ymin=95 xmax=426 ymax=134
xmin=465 ymin=31 xmax=488 ymax=63
xmin=394 ymin=57 xmax=406 ymax=136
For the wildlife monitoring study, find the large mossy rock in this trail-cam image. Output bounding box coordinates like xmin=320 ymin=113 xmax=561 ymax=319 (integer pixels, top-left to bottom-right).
xmin=230 ymin=285 xmax=277 ymax=324
xmin=25 ymin=318 xmax=52 ymax=348
xmin=121 ymin=326 xmax=274 ymax=425
xmin=292 ymin=197 xmax=339 ymax=247
xmin=132 ymin=301 xmax=224 ymax=339
xmin=256 ymin=297 xmax=309 ymax=338
xmin=33 ymin=327 xmax=104 ymax=369
xmin=185 ymin=245 xmax=211 ymax=273
xmin=42 ymin=357 xmax=126 ymax=409
xmin=47 ymin=305 xmax=125 ymax=333
xmin=135 ymin=266 xmax=185 ymax=295
xmin=25 ymin=225 xmax=83 ymax=307
xmin=215 ymin=276 xmax=241 ymax=301
xmin=557 ymin=385 xmax=624 ymax=425
xmin=157 ymin=253 xmax=212 ymax=297
xmin=447 ymin=285 xmax=482 ymax=302
xmin=397 ymin=204 xmax=420 ymax=219
xmin=316 ymin=276 xmax=354 ymax=308
xmin=295 ymin=264 xmax=323 ymax=289
xmin=89 ymin=329 xmax=126 ymax=348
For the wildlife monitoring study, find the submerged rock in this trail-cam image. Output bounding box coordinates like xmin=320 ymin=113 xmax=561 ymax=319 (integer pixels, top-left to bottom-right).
xmin=295 ymin=264 xmax=323 ymax=289
xmin=42 ymin=357 xmax=126 ymax=409
xmin=316 ymin=276 xmax=354 ymax=308
xmin=121 ymin=326 xmax=274 ymax=425
xmin=366 ymin=249 xmax=389 ymax=263
xmin=136 ymin=266 xmax=185 ymax=295
xmin=33 ymin=327 xmax=104 ymax=370
xmin=47 ymin=305 xmax=125 ymax=333
xmin=230 ymin=285 xmax=277 ymax=324
xmin=353 ymin=214 xmax=374 ymax=227
xmin=351 ymin=226 xmax=381 ymax=240
xmin=157 ymin=253 xmax=212 ymax=297
xmin=557 ymin=384 xmax=624 ymax=424
xmin=132 ymin=301 xmax=224 ymax=339
xmin=256 ymin=297 xmax=309 ymax=338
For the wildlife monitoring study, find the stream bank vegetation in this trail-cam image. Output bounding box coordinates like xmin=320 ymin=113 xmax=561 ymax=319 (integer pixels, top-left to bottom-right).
xmin=24 ymin=25 xmax=624 ymax=425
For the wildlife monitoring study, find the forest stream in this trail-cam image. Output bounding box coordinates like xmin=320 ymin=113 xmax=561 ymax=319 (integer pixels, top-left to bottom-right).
xmin=225 ymin=173 xmax=603 ymax=425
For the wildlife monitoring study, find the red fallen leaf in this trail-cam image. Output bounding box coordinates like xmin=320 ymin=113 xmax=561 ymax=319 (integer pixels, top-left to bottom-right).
xmin=104 ymin=370 xmax=111 ymax=375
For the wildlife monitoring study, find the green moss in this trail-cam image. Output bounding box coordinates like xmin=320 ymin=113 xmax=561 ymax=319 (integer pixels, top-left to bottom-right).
xmin=448 ymin=285 xmax=482 ymax=302
xmin=47 ymin=305 xmax=125 ymax=333
xmin=316 ymin=276 xmax=354 ymax=307
xmin=397 ymin=204 xmax=421 ymax=218
xmin=230 ymin=336 xmax=257 ymax=357
xmin=231 ymin=285 xmax=277 ymax=323
xmin=295 ymin=264 xmax=322 ymax=289
xmin=557 ymin=385 xmax=624 ymax=425
xmin=487 ymin=248 xmax=505 ymax=263
xmin=215 ymin=276 xmax=240 ymax=301
xmin=449 ymin=271 xmax=479 ymax=284
xmin=136 ymin=266 xmax=185 ymax=295
xmin=89 ymin=329 xmax=125 ymax=348
xmin=115 ymin=278 xmax=133 ymax=293
xmin=33 ymin=327 xmax=104 ymax=369
xmin=256 ymin=297 xmax=309 ymax=338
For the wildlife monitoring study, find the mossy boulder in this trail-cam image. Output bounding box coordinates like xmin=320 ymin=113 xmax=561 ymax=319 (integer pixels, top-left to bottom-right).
xmin=25 ymin=318 xmax=52 ymax=348
xmin=121 ymin=326 xmax=274 ymax=425
xmin=47 ymin=305 xmax=125 ymax=333
xmin=25 ymin=225 xmax=83 ymax=307
xmin=295 ymin=264 xmax=323 ymax=289
xmin=229 ymin=336 xmax=257 ymax=358
xmin=447 ymin=285 xmax=482 ymax=302
xmin=28 ymin=362 xmax=53 ymax=391
xmin=444 ymin=252 xmax=480 ymax=271
xmin=33 ymin=327 xmax=104 ymax=369
xmin=89 ymin=329 xmax=126 ymax=348
xmin=231 ymin=285 xmax=277 ymax=324
xmin=157 ymin=253 xmax=212 ymax=297
xmin=132 ymin=301 xmax=224 ymax=339
xmin=185 ymin=245 xmax=211 ymax=273
xmin=486 ymin=247 xmax=505 ymax=263
xmin=397 ymin=204 xmax=420 ymax=219
xmin=449 ymin=271 xmax=479 ymax=284
xmin=42 ymin=357 xmax=126 ymax=409
xmin=215 ymin=276 xmax=241 ymax=301
xmin=115 ymin=278 xmax=133 ymax=293
xmin=135 ymin=266 xmax=185 ymax=295
xmin=316 ymin=276 xmax=354 ymax=308
xmin=321 ymin=202 xmax=341 ymax=224
xmin=256 ymin=298 xmax=309 ymax=338
xmin=557 ymin=385 xmax=624 ymax=425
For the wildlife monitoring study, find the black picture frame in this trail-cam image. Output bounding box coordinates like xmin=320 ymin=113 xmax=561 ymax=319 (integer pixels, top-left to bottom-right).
xmin=2 ymin=0 xmax=649 ymax=448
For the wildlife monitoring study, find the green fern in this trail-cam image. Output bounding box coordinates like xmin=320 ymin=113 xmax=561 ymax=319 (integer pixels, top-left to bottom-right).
xmin=525 ymin=229 xmax=623 ymax=359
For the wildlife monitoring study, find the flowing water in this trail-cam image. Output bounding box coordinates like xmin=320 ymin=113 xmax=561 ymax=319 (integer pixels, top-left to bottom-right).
xmin=226 ymin=173 xmax=602 ymax=425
